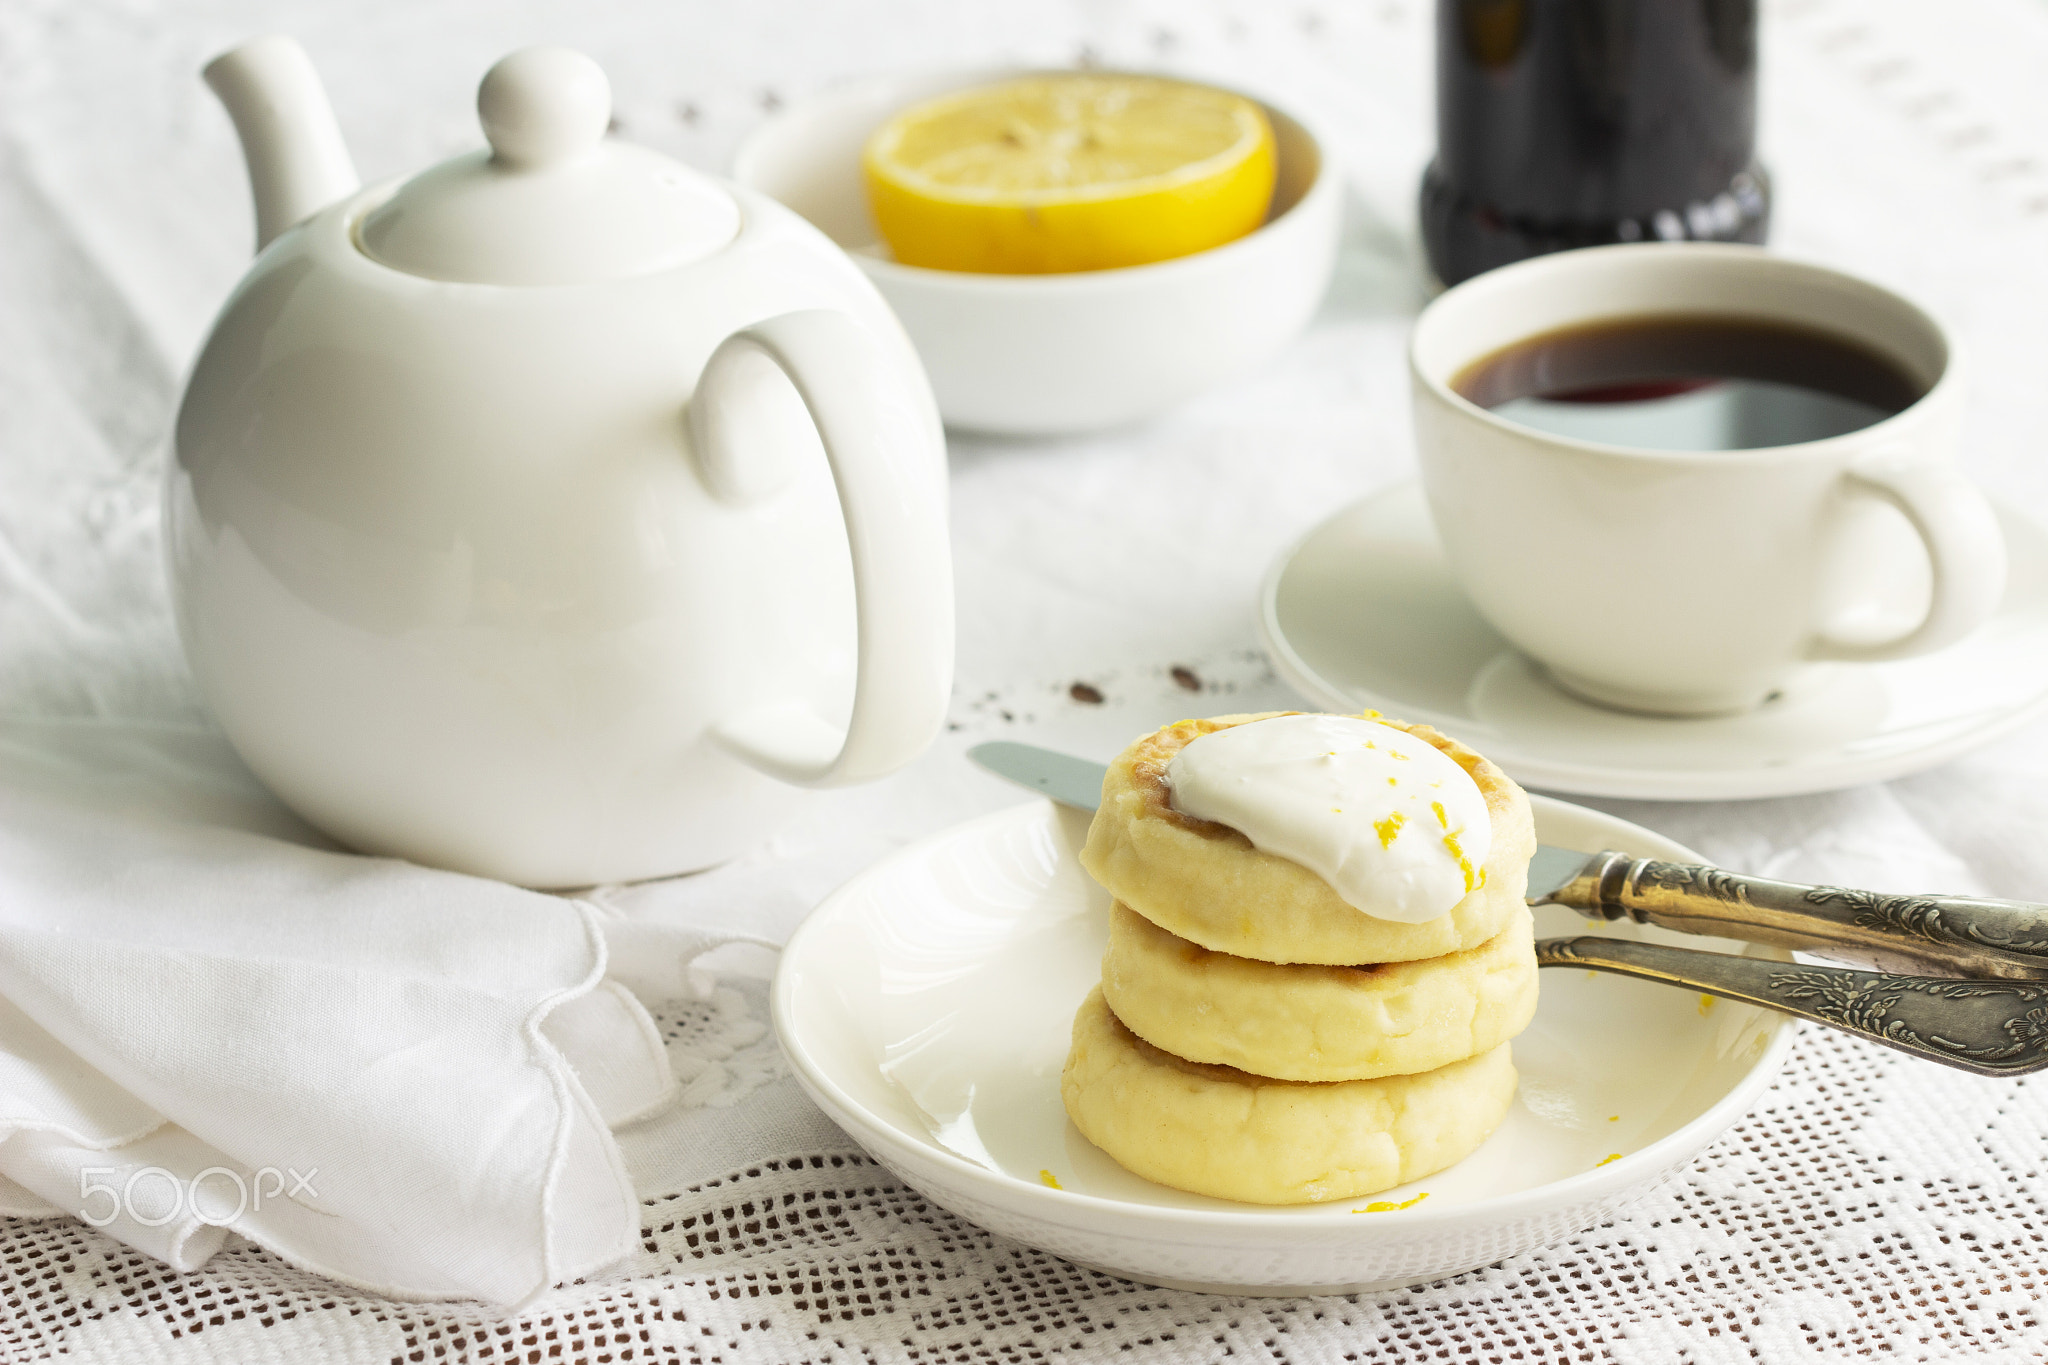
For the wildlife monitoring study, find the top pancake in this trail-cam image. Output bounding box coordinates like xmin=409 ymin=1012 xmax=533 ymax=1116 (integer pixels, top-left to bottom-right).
xmin=1078 ymin=712 xmax=1535 ymax=964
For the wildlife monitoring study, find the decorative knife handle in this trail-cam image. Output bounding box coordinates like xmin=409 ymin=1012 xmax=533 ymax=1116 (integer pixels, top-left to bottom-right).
xmin=1548 ymin=852 xmax=2048 ymax=981
xmin=1538 ymin=936 xmax=2048 ymax=1077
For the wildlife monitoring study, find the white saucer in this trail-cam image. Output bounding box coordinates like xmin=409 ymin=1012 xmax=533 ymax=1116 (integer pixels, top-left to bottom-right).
xmin=773 ymin=796 xmax=1791 ymax=1296
xmin=1258 ymin=481 xmax=2048 ymax=800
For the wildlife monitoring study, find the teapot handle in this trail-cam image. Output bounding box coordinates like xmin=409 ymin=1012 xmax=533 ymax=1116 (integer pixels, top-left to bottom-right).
xmin=690 ymin=309 xmax=954 ymax=787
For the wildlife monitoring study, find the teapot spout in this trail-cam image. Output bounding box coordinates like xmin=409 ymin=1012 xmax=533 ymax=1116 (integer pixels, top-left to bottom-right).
xmin=204 ymin=36 xmax=359 ymax=253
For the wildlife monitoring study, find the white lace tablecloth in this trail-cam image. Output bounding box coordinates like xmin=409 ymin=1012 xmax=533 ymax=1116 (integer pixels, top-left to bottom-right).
xmin=7 ymin=0 xmax=2048 ymax=1358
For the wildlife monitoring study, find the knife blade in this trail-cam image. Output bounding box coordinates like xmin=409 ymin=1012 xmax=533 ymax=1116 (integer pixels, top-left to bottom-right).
xmin=966 ymin=739 xmax=2048 ymax=980
xmin=967 ymin=741 xmax=1112 ymax=813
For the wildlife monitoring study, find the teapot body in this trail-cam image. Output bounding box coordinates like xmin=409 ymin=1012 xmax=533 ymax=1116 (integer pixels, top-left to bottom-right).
xmin=169 ymin=178 xmax=942 ymax=886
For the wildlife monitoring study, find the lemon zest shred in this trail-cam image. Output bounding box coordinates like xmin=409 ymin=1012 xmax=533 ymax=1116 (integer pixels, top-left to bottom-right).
xmin=1596 ymin=1153 xmax=1623 ymax=1168
xmin=1373 ymin=811 xmax=1405 ymax=848
xmin=1698 ymin=994 xmax=1716 ymax=1016
xmin=1039 ymin=1169 xmax=1062 ymax=1190
xmin=1442 ymin=831 xmax=1477 ymax=892
xmin=1354 ymin=1191 xmax=1430 ymax=1213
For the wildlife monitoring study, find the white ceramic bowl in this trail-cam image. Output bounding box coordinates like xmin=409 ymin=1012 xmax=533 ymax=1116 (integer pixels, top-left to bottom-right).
xmin=733 ymin=69 xmax=1341 ymax=435
xmin=774 ymin=794 xmax=1794 ymax=1295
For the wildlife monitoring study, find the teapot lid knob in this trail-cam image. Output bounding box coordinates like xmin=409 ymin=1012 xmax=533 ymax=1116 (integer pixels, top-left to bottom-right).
xmin=478 ymin=47 xmax=610 ymax=169
xmin=357 ymin=45 xmax=741 ymax=285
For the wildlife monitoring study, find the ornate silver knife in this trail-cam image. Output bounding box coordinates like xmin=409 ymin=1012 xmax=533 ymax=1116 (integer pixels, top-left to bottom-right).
xmin=1525 ymin=847 xmax=2048 ymax=982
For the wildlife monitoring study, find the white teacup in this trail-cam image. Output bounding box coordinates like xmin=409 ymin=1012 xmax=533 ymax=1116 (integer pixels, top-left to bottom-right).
xmin=1409 ymin=243 xmax=2006 ymax=717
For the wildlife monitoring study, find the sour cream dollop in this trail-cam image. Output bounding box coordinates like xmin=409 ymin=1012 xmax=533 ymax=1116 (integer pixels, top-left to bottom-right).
xmin=1164 ymin=714 xmax=1492 ymax=923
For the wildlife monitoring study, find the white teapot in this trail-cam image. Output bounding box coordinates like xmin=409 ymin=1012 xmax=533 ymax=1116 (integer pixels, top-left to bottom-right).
xmin=169 ymin=39 xmax=954 ymax=887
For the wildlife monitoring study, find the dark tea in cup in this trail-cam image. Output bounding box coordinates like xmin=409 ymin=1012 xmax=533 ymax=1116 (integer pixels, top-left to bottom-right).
xmin=1452 ymin=314 xmax=1926 ymax=451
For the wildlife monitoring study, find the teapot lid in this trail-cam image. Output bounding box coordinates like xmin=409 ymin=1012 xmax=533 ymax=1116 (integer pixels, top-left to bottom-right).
xmin=358 ymin=48 xmax=740 ymax=285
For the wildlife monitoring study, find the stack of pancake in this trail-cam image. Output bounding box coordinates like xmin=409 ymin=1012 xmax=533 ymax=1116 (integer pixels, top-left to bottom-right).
xmin=1060 ymin=712 xmax=1539 ymax=1205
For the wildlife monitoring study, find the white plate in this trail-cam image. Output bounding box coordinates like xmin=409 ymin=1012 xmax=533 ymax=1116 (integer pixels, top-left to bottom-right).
xmin=1259 ymin=481 xmax=2048 ymax=800
xmin=773 ymin=795 xmax=1792 ymax=1295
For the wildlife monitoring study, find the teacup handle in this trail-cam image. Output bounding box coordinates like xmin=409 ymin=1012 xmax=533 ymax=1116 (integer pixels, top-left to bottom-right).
xmin=1807 ymin=449 xmax=2006 ymax=662
xmin=689 ymin=309 xmax=954 ymax=786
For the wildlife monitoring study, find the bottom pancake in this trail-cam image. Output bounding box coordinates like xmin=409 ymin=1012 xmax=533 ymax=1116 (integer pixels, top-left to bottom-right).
xmin=1060 ymin=987 xmax=1517 ymax=1205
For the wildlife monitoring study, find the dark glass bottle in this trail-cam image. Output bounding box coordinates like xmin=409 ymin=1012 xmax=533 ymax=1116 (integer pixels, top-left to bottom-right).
xmin=1420 ymin=0 xmax=1770 ymax=287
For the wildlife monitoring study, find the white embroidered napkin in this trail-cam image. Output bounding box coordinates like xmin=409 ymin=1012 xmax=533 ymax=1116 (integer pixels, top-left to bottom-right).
xmin=0 ymin=716 xmax=709 ymax=1305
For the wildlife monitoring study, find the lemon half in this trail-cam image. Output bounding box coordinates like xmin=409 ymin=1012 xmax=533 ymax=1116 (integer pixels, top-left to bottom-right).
xmin=863 ymin=74 xmax=1278 ymax=274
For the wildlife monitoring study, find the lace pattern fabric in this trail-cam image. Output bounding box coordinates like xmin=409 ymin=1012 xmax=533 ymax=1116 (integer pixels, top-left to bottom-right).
xmin=654 ymin=983 xmax=788 ymax=1113
xmin=7 ymin=1026 xmax=2046 ymax=1360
